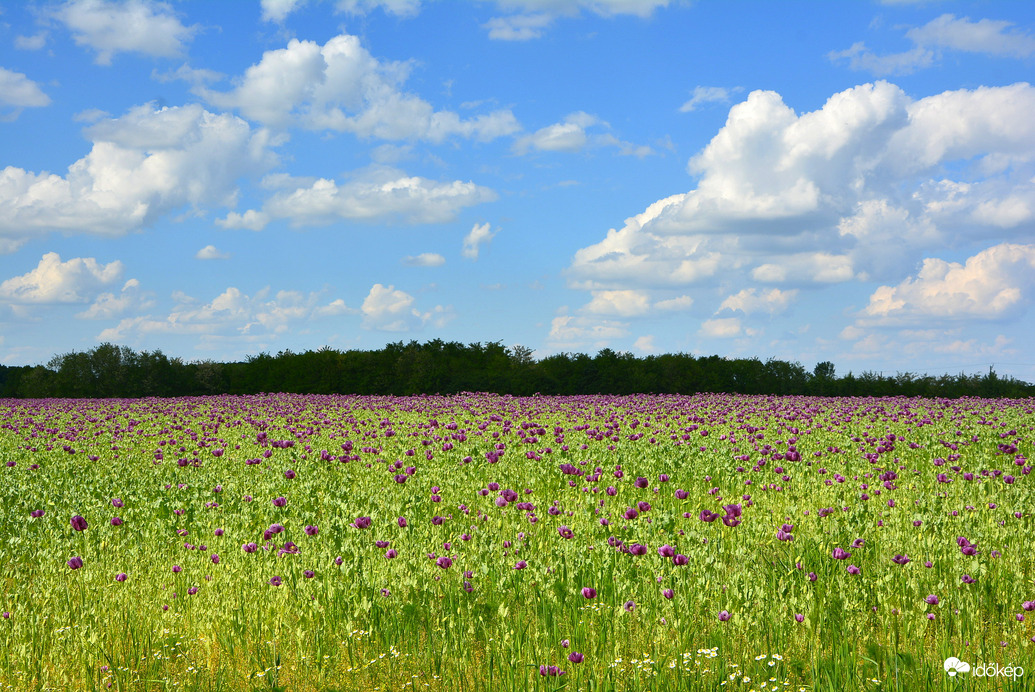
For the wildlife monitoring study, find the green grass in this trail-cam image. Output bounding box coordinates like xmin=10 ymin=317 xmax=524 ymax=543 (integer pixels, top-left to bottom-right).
xmin=1 ymin=392 xmax=1033 ymax=691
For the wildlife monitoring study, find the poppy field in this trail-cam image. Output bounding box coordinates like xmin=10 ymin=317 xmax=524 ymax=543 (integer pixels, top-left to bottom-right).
xmin=1 ymin=392 xmax=1033 ymax=691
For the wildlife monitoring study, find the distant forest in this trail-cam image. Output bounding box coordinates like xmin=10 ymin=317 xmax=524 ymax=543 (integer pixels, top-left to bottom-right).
xmin=0 ymin=341 xmax=1032 ymax=399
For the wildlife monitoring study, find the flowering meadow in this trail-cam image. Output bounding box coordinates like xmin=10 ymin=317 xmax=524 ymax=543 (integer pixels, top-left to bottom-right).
xmin=1 ymin=393 xmax=1033 ymax=691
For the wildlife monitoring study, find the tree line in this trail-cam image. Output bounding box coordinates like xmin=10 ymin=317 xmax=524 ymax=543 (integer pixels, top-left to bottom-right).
xmin=0 ymin=341 xmax=1031 ymax=399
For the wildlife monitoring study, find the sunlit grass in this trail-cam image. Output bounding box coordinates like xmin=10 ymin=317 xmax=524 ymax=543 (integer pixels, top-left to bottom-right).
xmin=0 ymin=393 xmax=1033 ymax=690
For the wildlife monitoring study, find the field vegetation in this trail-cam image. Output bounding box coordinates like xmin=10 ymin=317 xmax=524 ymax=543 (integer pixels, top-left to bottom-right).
xmin=1 ymin=392 xmax=1033 ymax=691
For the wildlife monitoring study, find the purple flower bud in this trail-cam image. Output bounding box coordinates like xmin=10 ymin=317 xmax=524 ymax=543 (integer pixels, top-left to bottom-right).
xmin=663 ymin=588 xmax=674 ymax=600
xmin=211 ymin=554 xmax=220 ymax=564
xmin=284 ymin=469 xmax=296 ymax=479
xmin=172 ymin=565 xmax=182 ymax=573
xmin=581 ymin=587 xmax=597 ymax=599
xmin=70 ymin=515 xmax=88 ymax=532
xmin=67 ymin=556 xmax=84 ymax=570
xmin=794 ymin=613 xmax=804 ymax=622
xmin=717 ymin=610 xmax=731 ymax=621
xmin=335 ymin=556 xmax=343 ymax=565
xmin=568 ymin=652 xmax=584 ymax=663
xmin=115 ymin=573 xmax=127 ymax=582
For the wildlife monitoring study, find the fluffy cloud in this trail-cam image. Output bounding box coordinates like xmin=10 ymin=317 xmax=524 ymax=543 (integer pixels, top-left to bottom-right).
xmin=100 ymin=286 xmax=355 ymax=340
xmin=462 ymin=222 xmax=497 ymax=259
xmin=513 ymin=112 xmax=651 ymax=156
xmin=0 ymin=68 xmax=51 ymax=112
xmin=699 ymin=317 xmax=744 ymax=338
xmin=402 ymin=252 xmax=446 ymax=267
xmin=860 ymin=243 xmax=1035 ymax=323
xmin=581 ymin=290 xmax=694 ymax=317
xmin=0 ymin=252 xmax=123 ymax=305
xmin=547 ymin=314 xmax=629 ymax=347
xmin=218 ymin=167 xmax=494 ymax=229
xmin=195 ymin=245 xmax=230 ymax=260
xmin=718 ymin=288 xmax=797 ymax=315
xmin=77 ymin=278 xmax=154 ymax=319
xmin=569 ymin=80 xmax=1035 ymax=311
xmin=360 ymin=283 xmax=449 ymax=331
xmin=201 ymin=34 xmax=520 ymax=141
xmin=0 ymin=103 xmax=276 ymax=250
xmin=831 ymin=14 xmax=1035 ymax=76
xmin=260 ymin=0 xmax=308 ymax=22
xmin=679 ymin=86 xmax=741 ymax=113
xmin=14 ymin=33 xmax=48 ymax=50
xmin=484 ymin=0 xmax=672 ymax=39
xmin=53 ymin=0 xmax=199 ymax=65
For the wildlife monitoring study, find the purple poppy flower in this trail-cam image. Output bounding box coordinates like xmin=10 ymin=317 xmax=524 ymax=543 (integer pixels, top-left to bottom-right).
xmin=436 ymin=556 xmax=452 ymax=569
xmin=115 ymin=572 xmax=127 ymax=582
xmin=794 ymin=613 xmax=804 ymax=622
xmin=851 ymin=538 xmax=865 ymax=549
xmin=961 ymin=574 xmax=975 ymax=583
xmin=568 ymin=652 xmax=584 ymax=664
xmin=272 ymin=497 xmax=287 ymax=508
xmin=623 ymin=508 xmax=639 ymax=521
xmin=637 ymin=501 xmax=651 ymax=513
xmin=214 ymin=528 xmax=224 ymax=536
xmin=384 ymin=549 xmax=397 ymax=559
xmin=635 ymin=477 xmax=649 ymax=489
xmin=514 ymin=560 xmax=527 ymax=569
xmin=699 ymin=510 xmax=717 ymax=523
xmin=67 ymin=556 xmax=83 ymax=570
xmin=721 ymin=514 xmax=741 ymax=527
xmin=663 ymin=588 xmax=674 ymax=600
xmin=673 ymin=553 xmax=688 ymax=566
xmin=925 ymin=594 xmax=939 ymax=605
xmin=284 ymin=469 xmax=296 ymax=480
xmin=847 ymin=565 xmax=861 ymax=575
xmin=624 ymin=600 xmax=636 ymax=612
xmin=110 ymin=517 xmax=123 ymax=526
xmin=1022 ymin=601 xmax=1035 ymax=611
xmin=628 ymin=543 xmax=648 ymax=556
xmin=892 ymin=554 xmax=910 ymax=565
xmin=581 ymin=587 xmax=597 ymax=599
xmin=674 ymin=489 xmax=689 ymax=500
xmin=211 ymin=554 xmax=220 ymax=564
xmin=351 ymin=516 xmax=372 ymax=529
xmin=557 ymin=526 xmax=574 ymax=539
xmin=808 ymin=572 xmax=817 ymax=581
xmin=776 ymin=530 xmax=794 ymax=542
xmin=781 ymin=523 xmax=794 ymax=533
xmin=717 ymin=610 xmax=731 ymax=621
xmin=304 ymin=570 xmax=315 ymax=579
xmin=832 ymin=548 xmax=851 ymax=560
xmin=268 ymin=576 xmax=282 ymax=586
xmin=657 ymin=544 xmax=675 ymax=558
xmin=304 ymin=525 xmax=319 ymax=536
xmin=111 ymin=498 xmax=124 ymax=508
xmin=30 ymin=509 xmax=45 ymax=518
xmin=70 ymin=515 xmax=88 ymax=532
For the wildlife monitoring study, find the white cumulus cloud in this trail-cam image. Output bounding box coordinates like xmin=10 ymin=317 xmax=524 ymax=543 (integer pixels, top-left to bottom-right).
xmin=0 ymin=67 xmax=51 ymax=111
xmin=219 ymin=167 xmax=495 ymax=229
xmin=53 ymin=0 xmax=199 ymax=65
xmin=195 ymin=245 xmax=230 ymax=260
xmin=361 ymin=283 xmax=446 ymax=331
xmin=0 ymin=103 xmax=277 ymax=251
xmin=402 ymin=252 xmax=446 ymax=267
xmin=0 ymin=252 xmax=123 ymax=305
xmin=200 ymin=33 xmax=520 ymax=142
xmin=861 ymin=243 xmax=1035 ymax=323
xmin=462 ymin=222 xmax=497 ymax=259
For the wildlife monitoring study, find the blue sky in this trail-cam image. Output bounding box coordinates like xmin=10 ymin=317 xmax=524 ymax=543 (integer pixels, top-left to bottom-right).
xmin=2 ymin=0 xmax=1034 ymax=382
